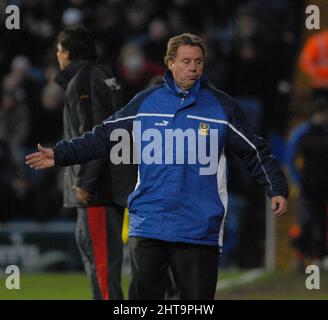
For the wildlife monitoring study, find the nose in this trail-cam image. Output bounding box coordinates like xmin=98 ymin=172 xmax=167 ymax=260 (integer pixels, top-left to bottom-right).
xmin=189 ymin=61 xmax=196 ymax=72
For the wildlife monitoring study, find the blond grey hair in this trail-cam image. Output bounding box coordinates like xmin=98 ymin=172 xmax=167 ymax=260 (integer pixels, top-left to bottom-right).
xmin=164 ymin=33 xmax=205 ymax=66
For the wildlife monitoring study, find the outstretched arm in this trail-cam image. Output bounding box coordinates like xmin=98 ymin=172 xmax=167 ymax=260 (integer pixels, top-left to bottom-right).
xmin=26 ymin=85 xmax=161 ymax=170
xmin=25 ymin=121 xmax=111 ymax=169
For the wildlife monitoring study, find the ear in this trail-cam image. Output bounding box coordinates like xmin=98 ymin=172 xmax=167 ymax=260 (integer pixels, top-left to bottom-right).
xmin=65 ymin=50 xmax=71 ymax=61
xmin=168 ymin=60 xmax=174 ymax=71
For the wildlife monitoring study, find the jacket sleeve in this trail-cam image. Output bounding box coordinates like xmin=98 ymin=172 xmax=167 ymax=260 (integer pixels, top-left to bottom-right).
xmin=53 ymin=122 xmax=111 ymax=167
xmin=78 ymin=69 xmax=122 ymax=193
xmin=53 ymin=86 xmax=157 ymax=169
xmin=222 ymin=96 xmax=289 ymax=198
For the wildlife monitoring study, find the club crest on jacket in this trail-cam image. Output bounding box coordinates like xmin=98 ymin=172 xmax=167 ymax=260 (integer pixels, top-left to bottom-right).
xmin=198 ymin=123 xmax=209 ymax=136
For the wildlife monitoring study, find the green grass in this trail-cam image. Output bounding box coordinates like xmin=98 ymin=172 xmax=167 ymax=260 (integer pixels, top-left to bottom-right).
xmin=216 ymin=270 xmax=328 ymax=300
xmin=0 ymin=271 xmax=243 ymax=300
xmin=1 ymin=270 xmax=327 ymax=300
xmin=0 ymin=273 xmax=130 ymax=300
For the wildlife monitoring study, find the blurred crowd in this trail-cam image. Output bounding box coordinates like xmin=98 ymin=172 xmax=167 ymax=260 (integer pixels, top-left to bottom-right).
xmin=288 ymin=28 xmax=328 ymax=268
xmin=0 ymin=0 xmax=306 ymax=265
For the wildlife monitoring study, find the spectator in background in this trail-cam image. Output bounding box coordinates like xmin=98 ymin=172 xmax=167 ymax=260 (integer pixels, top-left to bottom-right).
xmin=224 ymin=6 xmax=264 ymax=131
xmin=28 ymin=82 xmax=64 ymax=221
xmin=92 ymin=1 xmax=126 ymax=67
xmin=3 ymin=55 xmax=44 ymax=150
xmin=124 ymin=3 xmax=152 ymax=40
xmin=118 ymin=43 xmax=165 ymax=102
xmin=0 ymin=139 xmax=36 ymax=221
xmin=217 ymin=6 xmax=266 ymax=268
xmin=287 ymin=101 xmax=328 ymax=267
xmin=299 ymin=29 xmax=328 ymax=101
xmin=0 ymin=88 xmax=30 ymax=169
xmin=142 ymin=18 xmax=170 ymax=65
xmin=0 ymin=141 xmax=19 ymax=221
xmin=249 ymin=0 xmax=302 ymax=136
xmin=53 ymin=25 xmax=136 ymax=299
xmin=166 ymin=9 xmax=189 ymax=36
xmin=39 ymin=83 xmax=63 ymax=145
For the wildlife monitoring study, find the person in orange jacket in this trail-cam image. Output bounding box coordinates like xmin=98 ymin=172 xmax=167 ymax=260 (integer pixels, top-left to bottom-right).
xmin=299 ymin=29 xmax=328 ymax=98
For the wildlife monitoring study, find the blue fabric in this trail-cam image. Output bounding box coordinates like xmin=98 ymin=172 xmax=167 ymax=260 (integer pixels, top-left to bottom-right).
xmin=286 ymin=123 xmax=311 ymax=184
xmin=174 ymin=81 xmax=189 ymax=97
xmin=54 ymin=71 xmax=288 ymax=247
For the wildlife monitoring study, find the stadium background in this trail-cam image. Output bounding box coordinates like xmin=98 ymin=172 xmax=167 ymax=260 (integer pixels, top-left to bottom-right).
xmin=0 ymin=0 xmax=327 ymax=299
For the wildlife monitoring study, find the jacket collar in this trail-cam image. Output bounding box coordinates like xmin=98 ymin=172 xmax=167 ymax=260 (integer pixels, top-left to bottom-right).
xmin=55 ymin=59 xmax=93 ymax=89
xmin=163 ymin=70 xmax=208 ymax=98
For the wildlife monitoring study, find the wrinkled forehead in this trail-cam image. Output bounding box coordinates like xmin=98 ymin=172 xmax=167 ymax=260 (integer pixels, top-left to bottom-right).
xmin=175 ymin=45 xmax=204 ymax=60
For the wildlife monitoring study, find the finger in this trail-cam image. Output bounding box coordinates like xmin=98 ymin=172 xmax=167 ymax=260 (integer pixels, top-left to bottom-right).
xmin=83 ymin=192 xmax=92 ymax=201
xmin=26 ymin=158 xmax=42 ymax=166
xmin=26 ymin=157 xmax=50 ymax=169
xmin=34 ymin=164 xmax=47 ymax=170
xmin=28 ymin=161 xmax=44 ymax=169
xmin=80 ymin=197 xmax=88 ymax=204
xmin=275 ymin=207 xmax=282 ymax=215
xmin=275 ymin=203 xmax=286 ymax=217
xmin=38 ymin=143 xmax=52 ymax=156
xmin=275 ymin=210 xmax=285 ymax=217
xmin=25 ymin=152 xmax=41 ymax=160
xmin=37 ymin=143 xmax=45 ymax=151
xmin=82 ymin=193 xmax=90 ymax=201
xmin=30 ymin=163 xmax=47 ymax=170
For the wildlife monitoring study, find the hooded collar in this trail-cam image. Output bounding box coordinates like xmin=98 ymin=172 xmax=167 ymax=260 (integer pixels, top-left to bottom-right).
xmin=54 ymin=59 xmax=94 ymax=89
xmin=163 ymin=70 xmax=208 ymax=98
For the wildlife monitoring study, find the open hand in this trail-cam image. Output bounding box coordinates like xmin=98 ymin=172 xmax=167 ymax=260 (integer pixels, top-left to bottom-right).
xmin=25 ymin=143 xmax=55 ymax=169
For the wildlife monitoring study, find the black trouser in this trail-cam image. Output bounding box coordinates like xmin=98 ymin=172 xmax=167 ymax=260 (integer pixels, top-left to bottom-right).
xmin=128 ymin=237 xmax=219 ymax=300
xmin=297 ymin=193 xmax=328 ymax=259
xmin=76 ymin=203 xmax=124 ymax=300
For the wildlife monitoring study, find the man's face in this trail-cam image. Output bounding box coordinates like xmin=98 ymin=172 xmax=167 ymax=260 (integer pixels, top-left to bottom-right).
xmin=56 ymin=43 xmax=71 ymax=70
xmin=168 ymin=45 xmax=204 ymax=91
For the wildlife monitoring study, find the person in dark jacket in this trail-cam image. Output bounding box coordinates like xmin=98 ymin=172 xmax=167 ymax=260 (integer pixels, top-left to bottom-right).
xmin=287 ymin=101 xmax=328 ymax=264
xmin=54 ymin=25 xmax=136 ymax=300
xmin=26 ymin=33 xmax=288 ymax=300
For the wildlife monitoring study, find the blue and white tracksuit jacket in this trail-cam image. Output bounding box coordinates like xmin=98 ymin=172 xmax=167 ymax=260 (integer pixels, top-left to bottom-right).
xmin=54 ymin=71 xmax=289 ymax=250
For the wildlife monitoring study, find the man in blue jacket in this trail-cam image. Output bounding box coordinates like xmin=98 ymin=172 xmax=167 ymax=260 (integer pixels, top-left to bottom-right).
xmin=26 ymin=33 xmax=288 ymax=300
